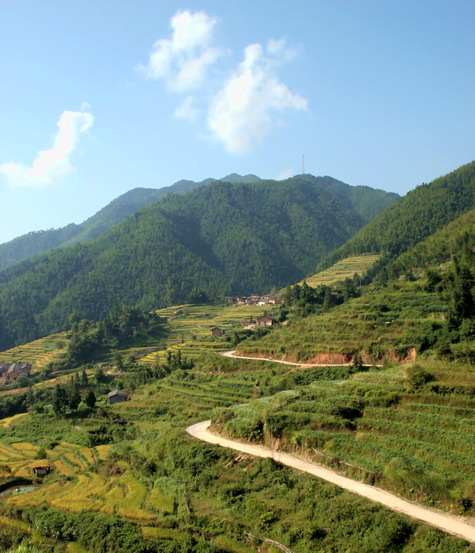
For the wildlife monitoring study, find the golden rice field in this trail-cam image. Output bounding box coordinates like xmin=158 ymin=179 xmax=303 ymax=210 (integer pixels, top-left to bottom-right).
xmin=302 ymin=254 xmax=380 ymax=287
xmin=0 ymin=413 xmax=28 ymax=428
xmin=5 ymin=438 xmax=180 ymax=523
xmin=0 ymin=333 xmax=69 ymax=372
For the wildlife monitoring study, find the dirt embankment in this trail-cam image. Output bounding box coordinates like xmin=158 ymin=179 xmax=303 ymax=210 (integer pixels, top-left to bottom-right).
xmin=234 ymin=348 xmax=417 ymax=366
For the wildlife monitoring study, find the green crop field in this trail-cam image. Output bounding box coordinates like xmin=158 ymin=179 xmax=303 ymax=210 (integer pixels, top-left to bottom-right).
xmin=137 ymin=303 xmax=271 ymax=365
xmin=214 ymin=359 xmax=475 ymax=513
xmin=237 ymin=279 xmax=447 ymax=362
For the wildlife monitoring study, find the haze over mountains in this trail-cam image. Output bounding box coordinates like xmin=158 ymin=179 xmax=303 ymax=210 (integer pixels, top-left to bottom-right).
xmin=0 ymin=174 xmax=398 ymax=349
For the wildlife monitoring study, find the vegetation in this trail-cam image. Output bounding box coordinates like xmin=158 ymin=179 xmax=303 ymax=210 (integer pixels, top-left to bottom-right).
xmin=0 ymin=175 xmax=397 ymax=350
xmin=318 ymin=160 xmax=475 ymax=274
xmin=0 ymin=178 xmax=219 ymax=272
xmin=0 ymin=359 xmax=471 ymax=552
xmin=213 ymin=359 xmax=475 ymax=514
xmin=302 ymin=254 xmax=379 ymax=287
xmin=0 ymin=163 xmax=474 ymax=551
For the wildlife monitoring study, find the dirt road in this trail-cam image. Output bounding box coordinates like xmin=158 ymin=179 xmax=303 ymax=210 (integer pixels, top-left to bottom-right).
xmin=187 ymin=420 xmax=475 ymax=543
xmin=220 ymin=350 xmax=350 ymax=368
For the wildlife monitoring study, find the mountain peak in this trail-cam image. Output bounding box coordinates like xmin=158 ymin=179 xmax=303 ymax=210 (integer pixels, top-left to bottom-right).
xmin=220 ymin=173 xmax=261 ymax=184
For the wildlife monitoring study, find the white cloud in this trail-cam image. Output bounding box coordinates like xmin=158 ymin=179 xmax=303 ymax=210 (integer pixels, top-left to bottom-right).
xmin=275 ymin=168 xmax=294 ymax=180
xmin=207 ymin=40 xmax=308 ymax=154
xmin=138 ymin=10 xmax=222 ymax=91
xmin=0 ymin=109 xmax=94 ymax=188
xmin=174 ymin=96 xmax=199 ymax=122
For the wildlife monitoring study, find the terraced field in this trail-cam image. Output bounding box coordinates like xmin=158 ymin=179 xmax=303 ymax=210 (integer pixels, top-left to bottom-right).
xmin=1 ymin=368 xmax=270 ymax=522
xmin=0 ymin=333 xmax=68 ymax=372
xmin=138 ymin=303 xmax=270 ymax=365
xmin=237 ymin=280 xmax=447 ymax=362
xmin=303 ymin=254 xmax=380 ymax=287
xmin=215 ymin=361 xmax=475 ymax=511
xmin=5 ymin=435 xmax=180 ymax=524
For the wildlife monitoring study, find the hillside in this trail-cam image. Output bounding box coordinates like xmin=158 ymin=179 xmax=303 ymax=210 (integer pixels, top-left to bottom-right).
xmin=0 ymin=175 xmax=396 ymax=349
xmin=0 ymin=301 xmax=472 ymax=552
xmin=0 ymin=177 xmax=219 ymax=271
xmin=317 ymin=160 xmax=475 ymax=274
xmin=236 ymin=279 xmax=446 ymax=362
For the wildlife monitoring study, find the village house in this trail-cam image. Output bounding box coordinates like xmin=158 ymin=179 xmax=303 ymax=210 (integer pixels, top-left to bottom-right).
xmin=108 ymin=390 xmax=129 ymax=404
xmin=255 ymin=315 xmax=276 ymax=327
xmin=32 ymin=465 xmax=54 ymax=477
xmin=210 ymin=327 xmax=223 ymax=337
xmin=227 ymin=294 xmax=280 ymax=306
xmin=0 ymin=362 xmax=32 ymax=382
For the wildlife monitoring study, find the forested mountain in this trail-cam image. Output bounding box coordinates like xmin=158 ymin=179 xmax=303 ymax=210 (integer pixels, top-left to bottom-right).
xmin=0 ymin=175 xmax=396 ymax=349
xmin=0 ymin=177 xmax=219 ymax=271
xmin=317 ymin=161 xmax=475 ymax=273
xmin=389 ymin=207 xmax=475 ymax=277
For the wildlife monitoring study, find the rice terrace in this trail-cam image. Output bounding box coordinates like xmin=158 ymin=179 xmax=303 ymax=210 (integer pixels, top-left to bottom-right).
xmin=1 ymin=3 xmax=475 ymax=552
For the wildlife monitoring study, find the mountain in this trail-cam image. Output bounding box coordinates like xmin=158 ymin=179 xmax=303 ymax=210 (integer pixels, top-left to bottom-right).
xmin=0 ymin=175 xmax=397 ymax=349
xmin=220 ymin=173 xmax=261 ymax=184
xmin=317 ymin=161 xmax=475 ymax=274
xmin=0 ymin=178 xmax=216 ymax=271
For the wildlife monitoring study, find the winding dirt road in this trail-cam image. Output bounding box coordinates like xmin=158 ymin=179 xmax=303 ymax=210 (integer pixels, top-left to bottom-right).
xmin=187 ymin=420 xmax=475 ymax=543
xmin=220 ymin=350 xmax=350 ymax=368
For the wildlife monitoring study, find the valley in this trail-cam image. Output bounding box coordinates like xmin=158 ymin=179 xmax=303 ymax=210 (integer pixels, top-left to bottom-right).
xmin=0 ymin=164 xmax=474 ymax=553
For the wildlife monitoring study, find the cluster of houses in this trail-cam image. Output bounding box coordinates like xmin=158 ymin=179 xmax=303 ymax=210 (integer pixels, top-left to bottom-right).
xmin=0 ymin=362 xmax=31 ymax=385
xmin=221 ymin=294 xmax=279 ymax=306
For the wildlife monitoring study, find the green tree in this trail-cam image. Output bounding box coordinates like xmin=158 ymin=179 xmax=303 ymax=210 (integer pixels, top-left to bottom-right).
xmin=68 ymin=377 xmax=81 ymax=411
xmin=85 ymin=390 xmax=96 ymax=409
xmin=52 ymin=385 xmax=68 ymax=416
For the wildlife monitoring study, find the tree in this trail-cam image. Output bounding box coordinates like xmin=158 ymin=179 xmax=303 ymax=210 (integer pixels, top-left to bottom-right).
xmin=85 ymin=390 xmax=96 ymax=409
xmin=450 ymin=260 xmax=475 ymax=324
xmin=187 ymin=287 xmax=210 ymax=304
xmin=80 ymin=368 xmax=88 ymax=388
xmin=52 ymin=385 xmax=68 ymax=416
xmin=68 ymin=378 xmax=81 ymax=411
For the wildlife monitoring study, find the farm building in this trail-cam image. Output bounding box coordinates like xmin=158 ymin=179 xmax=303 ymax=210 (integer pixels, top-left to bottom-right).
xmin=108 ymin=390 xmax=129 ymax=404
xmin=210 ymin=327 xmax=223 ymax=337
xmin=0 ymin=363 xmax=32 ymax=381
xmin=255 ymin=315 xmax=276 ymax=327
xmin=32 ymin=465 xmax=54 ymax=477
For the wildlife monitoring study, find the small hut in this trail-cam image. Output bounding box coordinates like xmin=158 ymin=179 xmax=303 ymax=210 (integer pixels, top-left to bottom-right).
xmin=107 ymin=390 xmax=129 ymax=404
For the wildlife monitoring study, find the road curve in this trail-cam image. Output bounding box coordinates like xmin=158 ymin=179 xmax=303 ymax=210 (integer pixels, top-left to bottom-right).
xmin=220 ymin=350 xmax=349 ymax=368
xmin=187 ymin=420 xmax=475 ymax=543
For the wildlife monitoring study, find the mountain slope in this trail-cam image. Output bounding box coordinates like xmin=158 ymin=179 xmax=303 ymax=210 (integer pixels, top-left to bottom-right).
xmin=0 ymin=178 xmax=217 ymax=271
xmin=0 ymin=175 xmax=396 ymax=348
xmin=317 ymin=161 xmax=475 ymax=273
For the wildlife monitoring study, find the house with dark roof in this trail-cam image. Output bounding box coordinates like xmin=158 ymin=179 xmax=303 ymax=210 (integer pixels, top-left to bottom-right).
xmin=107 ymin=390 xmax=129 ymax=404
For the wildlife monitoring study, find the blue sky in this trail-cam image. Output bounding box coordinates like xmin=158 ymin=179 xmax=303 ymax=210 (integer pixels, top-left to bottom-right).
xmin=1 ymin=0 xmax=474 ymax=244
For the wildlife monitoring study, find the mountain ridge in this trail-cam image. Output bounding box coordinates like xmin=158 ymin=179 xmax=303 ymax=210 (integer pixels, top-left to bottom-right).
xmin=0 ymin=174 xmax=397 ymax=349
